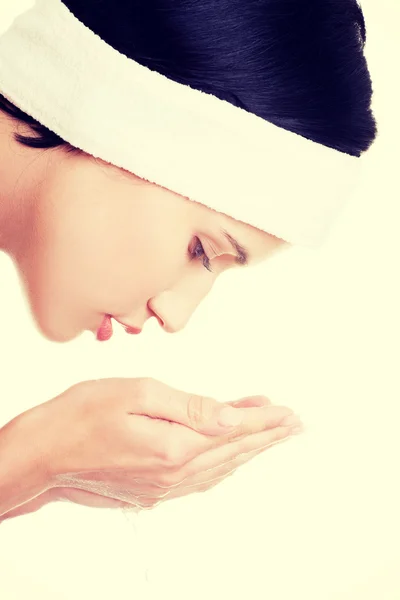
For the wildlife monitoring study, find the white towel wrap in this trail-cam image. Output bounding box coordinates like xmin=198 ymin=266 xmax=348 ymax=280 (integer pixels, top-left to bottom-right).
xmin=0 ymin=0 xmax=361 ymax=246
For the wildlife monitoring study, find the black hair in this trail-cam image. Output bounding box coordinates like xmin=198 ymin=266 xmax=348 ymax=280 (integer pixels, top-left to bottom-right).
xmin=0 ymin=94 xmax=76 ymax=150
xmin=0 ymin=0 xmax=377 ymax=156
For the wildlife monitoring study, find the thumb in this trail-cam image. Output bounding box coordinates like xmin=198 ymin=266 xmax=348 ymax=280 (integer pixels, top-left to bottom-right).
xmin=227 ymin=395 xmax=271 ymax=408
xmin=186 ymin=395 xmax=246 ymax=436
xmin=136 ymin=379 xmax=246 ymax=436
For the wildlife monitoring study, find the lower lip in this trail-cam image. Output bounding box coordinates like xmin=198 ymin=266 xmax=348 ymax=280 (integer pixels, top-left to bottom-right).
xmin=96 ymin=314 xmax=113 ymax=342
xmin=123 ymin=326 xmax=142 ymax=335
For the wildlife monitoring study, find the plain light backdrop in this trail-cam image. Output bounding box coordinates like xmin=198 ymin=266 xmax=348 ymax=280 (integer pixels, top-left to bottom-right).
xmin=0 ymin=1 xmax=399 ymax=599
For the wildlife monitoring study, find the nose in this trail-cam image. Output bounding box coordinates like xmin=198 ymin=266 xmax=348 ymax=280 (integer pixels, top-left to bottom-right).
xmin=148 ymin=275 xmax=215 ymax=333
xmin=148 ymin=290 xmax=198 ymax=333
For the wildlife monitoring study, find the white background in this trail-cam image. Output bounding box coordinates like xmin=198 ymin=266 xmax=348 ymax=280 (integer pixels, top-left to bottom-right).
xmin=1 ymin=1 xmax=399 ymax=599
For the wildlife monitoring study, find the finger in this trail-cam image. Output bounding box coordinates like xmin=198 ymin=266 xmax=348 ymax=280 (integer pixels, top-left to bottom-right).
xmin=179 ymin=435 xmax=289 ymax=492
xmin=226 ymin=396 xmax=272 ymax=408
xmin=138 ymin=404 xmax=297 ymax=471
xmin=221 ymin=407 xmax=299 ymax=444
xmin=113 ymin=429 xmax=294 ymax=510
xmin=131 ymin=379 xmax=283 ymax=437
xmin=134 ymin=430 xmax=288 ymax=499
xmin=176 ymin=424 xmax=298 ymax=482
xmin=116 ymin=422 xmax=299 ymax=510
xmin=165 ymin=431 xmax=293 ymax=501
xmin=138 ymin=423 xmax=297 ymax=498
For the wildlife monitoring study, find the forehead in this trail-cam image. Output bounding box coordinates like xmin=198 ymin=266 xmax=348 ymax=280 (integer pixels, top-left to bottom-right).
xmin=155 ymin=179 xmax=289 ymax=264
xmin=214 ymin=210 xmax=289 ymax=265
xmin=88 ymin=157 xmax=288 ymax=262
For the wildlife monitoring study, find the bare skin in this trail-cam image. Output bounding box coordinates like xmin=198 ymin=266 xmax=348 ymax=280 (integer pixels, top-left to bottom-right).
xmin=0 ymin=113 xmax=297 ymax=523
xmin=0 ymin=112 xmax=286 ymax=342
xmin=0 ymin=378 xmax=302 ymax=521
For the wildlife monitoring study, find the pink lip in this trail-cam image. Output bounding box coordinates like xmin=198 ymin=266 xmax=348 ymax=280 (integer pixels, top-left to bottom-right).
xmin=122 ymin=326 xmax=142 ymax=335
xmin=96 ymin=315 xmax=142 ymax=341
xmin=112 ymin=317 xmax=142 ymax=336
xmin=96 ymin=314 xmax=113 ymax=342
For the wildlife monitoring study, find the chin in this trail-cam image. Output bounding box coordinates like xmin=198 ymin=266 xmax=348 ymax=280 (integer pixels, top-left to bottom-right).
xmin=33 ymin=314 xmax=81 ymax=343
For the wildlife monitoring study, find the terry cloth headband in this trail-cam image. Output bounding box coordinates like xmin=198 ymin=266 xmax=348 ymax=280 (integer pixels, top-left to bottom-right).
xmin=0 ymin=0 xmax=361 ymax=247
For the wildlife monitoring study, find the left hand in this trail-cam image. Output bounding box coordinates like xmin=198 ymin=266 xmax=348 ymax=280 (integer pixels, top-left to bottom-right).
xmin=0 ymin=395 xmax=288 ymax=521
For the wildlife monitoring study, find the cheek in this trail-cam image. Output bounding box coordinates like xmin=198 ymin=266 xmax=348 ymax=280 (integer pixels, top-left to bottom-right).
xmin=19 ymin=234 xmax=104 ymax=340
xmin=27 ymin=202 xmax=186 ymax=322
xmin=42 ymin=218 xmax=138 ymax=308
xmin=20 ymin=207 xmax=135 ymax=337
xmin=23 ymin=159 xmax=193 ymax=340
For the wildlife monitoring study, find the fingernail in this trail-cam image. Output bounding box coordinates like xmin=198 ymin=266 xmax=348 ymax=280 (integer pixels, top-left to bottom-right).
xmin=218 ymin=407 xmax=244 ymax=427
xmin=290 ymin=425 xmax=304 ymax=435
xmin=280 ymin=414 xmax=302 ymax=427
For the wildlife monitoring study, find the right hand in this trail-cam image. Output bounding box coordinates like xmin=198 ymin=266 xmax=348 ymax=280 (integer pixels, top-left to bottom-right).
xmin=1 ymin=378 xmax=302 ymax=519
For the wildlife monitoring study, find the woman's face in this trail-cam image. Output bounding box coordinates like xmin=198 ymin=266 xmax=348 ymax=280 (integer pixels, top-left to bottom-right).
xmin=15 ymin=151 xmax=285 ymax=342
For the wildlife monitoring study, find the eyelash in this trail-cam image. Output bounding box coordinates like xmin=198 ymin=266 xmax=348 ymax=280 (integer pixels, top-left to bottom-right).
xmin=190 ymin=237 xmax=213 ymax=272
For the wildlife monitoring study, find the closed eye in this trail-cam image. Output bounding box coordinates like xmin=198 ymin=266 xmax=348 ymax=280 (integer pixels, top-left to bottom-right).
xmin=189 ymin=237 xmax=212 ymax=272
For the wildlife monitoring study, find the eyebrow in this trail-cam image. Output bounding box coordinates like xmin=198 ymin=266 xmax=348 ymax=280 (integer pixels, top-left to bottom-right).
xmin=221 ymin=229 xmax=249 ymax=266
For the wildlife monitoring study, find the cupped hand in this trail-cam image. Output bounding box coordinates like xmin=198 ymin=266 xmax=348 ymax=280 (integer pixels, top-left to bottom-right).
xmin=0 ymin=379 xmax=302 ymax=521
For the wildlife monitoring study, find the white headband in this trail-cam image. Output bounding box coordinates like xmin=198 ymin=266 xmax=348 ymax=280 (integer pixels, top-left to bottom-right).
xmin=0 ymin=0 xmax=361 ymax=247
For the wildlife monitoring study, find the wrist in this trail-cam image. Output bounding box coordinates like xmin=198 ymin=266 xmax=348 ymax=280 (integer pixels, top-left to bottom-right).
xmin=0 ymin=412 xmax=52 ymax=517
